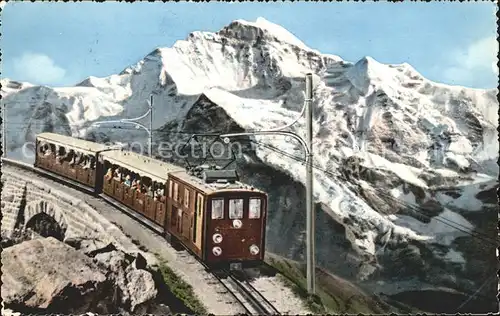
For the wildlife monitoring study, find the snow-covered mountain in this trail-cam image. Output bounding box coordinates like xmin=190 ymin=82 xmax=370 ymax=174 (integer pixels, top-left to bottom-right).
xmin=2 ymin=17 xmax=498 ymax=312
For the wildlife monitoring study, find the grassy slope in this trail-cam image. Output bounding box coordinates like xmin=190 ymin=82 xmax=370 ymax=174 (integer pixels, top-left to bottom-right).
xmin=264 ymin=252 xmax=422 ymax=314
xmin=155 ymin=255 xmax=208 ymax=315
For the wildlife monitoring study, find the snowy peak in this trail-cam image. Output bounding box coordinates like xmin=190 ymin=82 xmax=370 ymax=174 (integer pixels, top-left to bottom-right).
xmin=344 ymin=56 xmax=414 ymax=95
xmin=219 ymin=17 xmax=310 ymax=50
xmin=1 ymin=79 xmax=34 ymax=97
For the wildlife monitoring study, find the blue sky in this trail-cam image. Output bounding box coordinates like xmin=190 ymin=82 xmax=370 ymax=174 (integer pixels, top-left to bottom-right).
xmin=1 ymin=1 xmax=498 ymax=89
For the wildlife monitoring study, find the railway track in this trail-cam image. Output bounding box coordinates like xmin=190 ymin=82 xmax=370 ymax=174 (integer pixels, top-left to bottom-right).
xmin=215 ymin=270 xmax=281 ymax=315
xmin=1 ymin=157 xmax=281 ymax=315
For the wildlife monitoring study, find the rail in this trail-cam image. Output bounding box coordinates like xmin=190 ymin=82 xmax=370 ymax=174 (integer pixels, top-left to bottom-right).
xmin=177 ymin=247 xmax=280 ymax=316
xmin=206 ymin=269 xmax=280 ymax=316
xmin=1 ymin=157 xmax=281 ymax=315
xmin=228 ymin=272 xmax=280 ymax=315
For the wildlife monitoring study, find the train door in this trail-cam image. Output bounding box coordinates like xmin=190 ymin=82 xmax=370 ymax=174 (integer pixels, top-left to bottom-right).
xmin=177 ymin=207 xmax=183 ymax=235
xmin=170 ymin=180 xmax=182 ymax=236
xmin=194 ymin=193 xmax=204 ymax=250
xmin=182 ymin=186 xmax=191 ymax=240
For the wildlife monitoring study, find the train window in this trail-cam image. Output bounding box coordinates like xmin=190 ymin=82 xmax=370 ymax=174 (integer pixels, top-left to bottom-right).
xmin=211 ymin=199 xmax=224 ymax=219
xmin=184 ymin=189 xmax=190 ymax=208
xmin=173 ymin=182 xmax=179 ymax=201
xmin=229 ymin=199 xmax=244 ymax=219
xmin=249 ymin=198 xmax=261 ymax=219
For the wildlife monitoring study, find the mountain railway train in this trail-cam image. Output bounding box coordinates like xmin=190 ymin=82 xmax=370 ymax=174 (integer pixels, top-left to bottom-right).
xmin=34 ymin=132 xmax=267 ymax=270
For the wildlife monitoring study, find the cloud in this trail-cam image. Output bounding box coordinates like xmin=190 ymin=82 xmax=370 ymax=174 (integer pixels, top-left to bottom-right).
xmin=443 ymin=36 xmax=498 ymax=88
xmin=12 ymin=52 xmax=67 ymax=85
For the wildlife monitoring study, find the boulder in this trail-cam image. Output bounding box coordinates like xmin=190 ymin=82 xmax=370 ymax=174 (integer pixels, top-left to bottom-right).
xmin=93 ymin=250 xmax=158 ymax=310
xmin=94 ymin=250 xmax=132 ymax=272
xmin=94 ymin=250 xmax=132 ymax=306
xmin=125 ymin=267 xmax=158 ymax=312
xmin=1 ymin=237 xmax=111 ymax=313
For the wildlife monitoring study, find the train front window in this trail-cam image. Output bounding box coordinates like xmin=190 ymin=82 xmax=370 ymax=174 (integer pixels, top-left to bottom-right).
xmin=211 ymin=199 xmax=224 ymax=219
xmin=229 ymin=199 xmax=244 ymax=219
xmin=249 ymin=198 xmax=261 ymax=219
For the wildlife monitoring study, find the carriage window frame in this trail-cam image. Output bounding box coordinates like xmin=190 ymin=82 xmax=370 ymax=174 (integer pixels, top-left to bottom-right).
xmin=169 ymin=181 xmax=173 ymax=198
xmin=173 ymin=182 xmax=179 ymax=201
xmin=249 ymin=198 xmax=262 ymax=219
xmin=197 ymin=194 xmax=203 ymax=217
xmin=211 ymin=199 xmax=224 ymax=220
xmin=229 ymin=198 xmax=244 ymax=220
xmin=184 ymin=188 xmax=190 ymax=208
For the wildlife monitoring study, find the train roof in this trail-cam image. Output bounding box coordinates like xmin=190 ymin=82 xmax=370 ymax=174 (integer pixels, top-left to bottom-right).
xmin=100 ymin=150 xmax=184 ymax=183
xmin=36 ymin=132 xmax=112 ymax=155
xmin=169 ymin=169 xmax=266 ymax=195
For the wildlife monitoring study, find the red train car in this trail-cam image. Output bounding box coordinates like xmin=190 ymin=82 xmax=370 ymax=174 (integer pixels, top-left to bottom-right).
xmin=99 ymin=149 xmax=268 ymax=269
xmin=34 ymin=133 xmax=113 ymax=190
xmin=167 ymin=168 xmax=267 ymax=269
xmin=34 ymin=133 xmax=268 ymax=269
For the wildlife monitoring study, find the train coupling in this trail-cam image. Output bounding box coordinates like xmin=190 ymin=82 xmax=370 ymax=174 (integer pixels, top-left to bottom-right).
xmin=229 ymin=262 xmax=243 ymax=271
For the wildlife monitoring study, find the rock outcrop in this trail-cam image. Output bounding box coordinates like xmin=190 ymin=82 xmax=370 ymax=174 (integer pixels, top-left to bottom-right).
xmin=1 ymin=237 xmax=111 ymax=313
xmin=1 ymin=237 xmax=167 ymax=315
xmin=93 ymin=250 xmax=158 ymax=312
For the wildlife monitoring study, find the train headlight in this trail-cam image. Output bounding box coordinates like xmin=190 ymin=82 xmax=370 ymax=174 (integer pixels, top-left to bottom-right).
xmin=232 ymin=219 xmax=242 ymax=229
xmin=212 ymin=246 xmax=222 ymax=256
xmin=212 ymin=233 xmax=223 ymax=244
xmin=249 ymin=244 xmax=260 ymax=255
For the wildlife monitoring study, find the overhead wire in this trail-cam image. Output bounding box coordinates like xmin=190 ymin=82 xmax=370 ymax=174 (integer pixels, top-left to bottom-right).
xmin=245 ymin=138 xmax=498 ymax=246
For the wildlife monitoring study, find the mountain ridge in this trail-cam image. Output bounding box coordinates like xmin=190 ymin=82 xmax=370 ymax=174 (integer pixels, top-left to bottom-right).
xmin=2 ymin=17 xmax=498 ymax=312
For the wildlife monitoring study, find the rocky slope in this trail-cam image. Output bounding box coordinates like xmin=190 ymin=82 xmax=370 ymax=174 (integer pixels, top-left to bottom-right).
xmin=1 ymin=17 xmax=498 ymax=313
xmin=1 ymin=237 xmax=170 ymax=315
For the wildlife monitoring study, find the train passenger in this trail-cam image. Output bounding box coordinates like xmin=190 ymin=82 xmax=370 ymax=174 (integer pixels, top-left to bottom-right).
xmin=39 ymin=143 xmax=47 ymax=154
xmin=135 ymin=180 xmax=142 ymax=193
xmin=44 ymin=145 xmax=52 ymax=156
xmin=82 ymin=156 xmax=92 ymax=170
xmin=69 ymin=152 xmax=80 ymax=166
xmin=56 ymin=146 xmax=66 ymax=163
xmin=79 ymin=155 xmax=87 ymax=168
xmin=66 ymin=150 xmax=75 ymax=163
xmin=124 ymin=175 xmax=132 ymax=187
xmin=105 ymin=168 xmax=113 ymax=180
xmin=72 ymin=152 xmax=84 ymax=166
xmin=114 ymin=169 xmax=121 ymax=181
xmin=131 ymin=179 xmax=138 ymax=190
xmin=90 ymin=157 xmax=96 ymax=169
xmin=147 ymin=186 xmax=154 ymax=197
xmin=155 ymin=186 xmax=164 ymax=198
xmin=69 ymin=154 xmax=76 ymax=166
